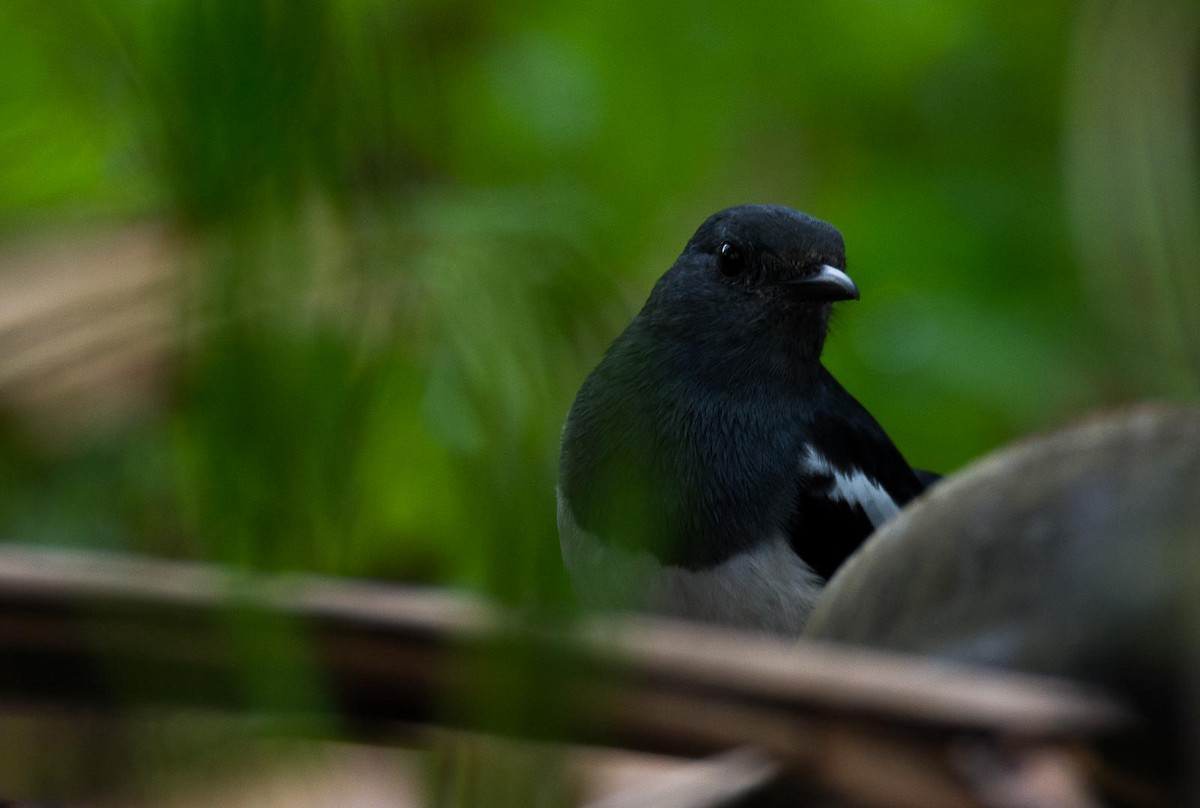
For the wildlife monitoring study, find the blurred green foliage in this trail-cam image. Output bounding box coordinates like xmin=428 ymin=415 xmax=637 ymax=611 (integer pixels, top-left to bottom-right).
xmin=2 ymin=0 xmax=1198 ymax=588
xmin=0 ymin=0 xmax=1197 ymax=798
xmin=0 ymin=1 xmax=1195 ymax=801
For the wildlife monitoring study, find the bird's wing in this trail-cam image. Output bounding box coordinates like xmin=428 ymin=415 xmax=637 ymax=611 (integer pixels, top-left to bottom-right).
xmin=803 ymin=446 xmax=903 ymax=527
xmin=786 ymin=446 xmax=905 ymax=581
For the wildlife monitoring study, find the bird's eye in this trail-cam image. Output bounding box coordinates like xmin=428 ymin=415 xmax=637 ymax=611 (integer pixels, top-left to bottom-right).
xmin=717 ymin=241 xmax=743 ymax=276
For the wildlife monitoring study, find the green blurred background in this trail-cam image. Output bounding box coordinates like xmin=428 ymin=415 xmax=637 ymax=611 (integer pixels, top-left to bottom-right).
xmin=1 ymin=0 xmax=1198 ymax=628
xmin=1 ymin=0 xmax=1198 ymax=802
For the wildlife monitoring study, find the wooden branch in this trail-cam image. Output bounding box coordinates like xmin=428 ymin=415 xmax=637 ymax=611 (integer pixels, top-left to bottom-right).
xmin=581 ymin=749 xmax=778 ymax=808
xmin=0 ymin=546 xmax=1134 ymax=807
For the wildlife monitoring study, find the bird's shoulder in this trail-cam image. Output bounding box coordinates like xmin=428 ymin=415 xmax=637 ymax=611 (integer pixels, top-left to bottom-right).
xmin=783 ymin=368 xmax=924 ymax=579
xmin=806 ymin=367 xmax=924 ymax=500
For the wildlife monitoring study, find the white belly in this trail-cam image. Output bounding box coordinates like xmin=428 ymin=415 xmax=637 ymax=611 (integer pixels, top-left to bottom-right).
xmin=557 ymin=487 xmax=823 ymax=637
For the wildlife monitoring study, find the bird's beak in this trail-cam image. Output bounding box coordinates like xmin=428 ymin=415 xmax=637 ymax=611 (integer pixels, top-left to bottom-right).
xmin=784 ymin=265 xmax=860 ymax=301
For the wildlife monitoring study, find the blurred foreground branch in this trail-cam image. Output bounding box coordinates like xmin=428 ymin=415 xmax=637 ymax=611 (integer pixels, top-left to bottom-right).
xmin=0 ymin=546 xmax=1133 ymax=807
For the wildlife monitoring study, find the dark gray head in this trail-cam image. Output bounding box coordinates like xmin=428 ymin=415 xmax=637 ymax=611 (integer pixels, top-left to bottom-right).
xmin=641 ymin=204 xmax=858 ymax=370
xmin=685 ymin=204 xmax=850 ymax=282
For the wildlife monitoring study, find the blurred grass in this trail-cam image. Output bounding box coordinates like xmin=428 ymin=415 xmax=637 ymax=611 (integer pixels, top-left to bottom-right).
xmin=0 ymin=0 xmax=1196 ymax=802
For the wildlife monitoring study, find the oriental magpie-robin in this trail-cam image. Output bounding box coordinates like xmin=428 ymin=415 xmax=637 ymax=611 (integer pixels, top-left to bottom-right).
xmin=557 ymin=205 xmax=933 ymax=635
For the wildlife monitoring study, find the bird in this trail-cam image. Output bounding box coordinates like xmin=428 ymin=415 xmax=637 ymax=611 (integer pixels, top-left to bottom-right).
xmin=557 ymin=204 xmax=932 ymax=635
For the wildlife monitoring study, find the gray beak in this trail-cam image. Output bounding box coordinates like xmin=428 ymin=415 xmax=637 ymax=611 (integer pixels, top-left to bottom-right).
xmin=785 ymin=264 xmax=860 ymax=302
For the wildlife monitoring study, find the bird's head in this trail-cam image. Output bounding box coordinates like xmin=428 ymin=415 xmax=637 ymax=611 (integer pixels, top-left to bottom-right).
xmin=643 ymin=205 xmax=858 ymax=364
xmin=686 ymin=205 xmax=855 ymax=299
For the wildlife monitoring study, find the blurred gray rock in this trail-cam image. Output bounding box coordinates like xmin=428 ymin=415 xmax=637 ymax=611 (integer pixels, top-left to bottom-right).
xmin=805 ymin=405 xmax=1200 ymax=782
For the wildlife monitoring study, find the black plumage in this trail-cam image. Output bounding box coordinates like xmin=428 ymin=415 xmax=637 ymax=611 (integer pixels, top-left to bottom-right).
xmin=558 ymin=205 xmax=929 ymax=632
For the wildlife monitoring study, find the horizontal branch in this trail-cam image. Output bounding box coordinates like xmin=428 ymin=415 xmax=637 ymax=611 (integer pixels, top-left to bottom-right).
xmin=0 ymin=546 xmax=1129 ymax=744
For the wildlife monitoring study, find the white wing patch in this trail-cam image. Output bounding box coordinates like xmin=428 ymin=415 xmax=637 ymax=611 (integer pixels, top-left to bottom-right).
xmin=802 ymin=446 xmax=901 ymax=528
